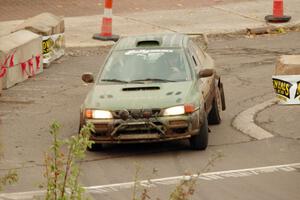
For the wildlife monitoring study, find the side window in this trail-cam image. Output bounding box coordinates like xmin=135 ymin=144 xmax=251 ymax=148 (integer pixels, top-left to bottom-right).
xmin=191 ymin=42 xmax=205 ymax=62
xmin=192 ymin=55 xmax=198 ymax=66
xmin=193 ymin=43 xmax=205 ymax=60
xmin=188 ymin=40 xmax=202 ymax=71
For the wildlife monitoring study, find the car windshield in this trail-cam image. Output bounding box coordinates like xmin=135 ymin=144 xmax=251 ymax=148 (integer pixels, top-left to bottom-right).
xmin=99 ymin=49 xmax=191 ymax=83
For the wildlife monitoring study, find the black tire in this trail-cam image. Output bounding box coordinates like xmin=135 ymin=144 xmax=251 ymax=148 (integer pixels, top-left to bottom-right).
xmin=190 ymin=115 xmax=208 ymax=150
xmin=87 ymin=143 xmax=103 ymax=151
xmin=79 ymin=125 xmax=103 ymax=151
xmin=220 ymin=82 xmax=226 ymax=111
xmin=208 ymin=88 xmax=222 ymax=125
xmin=78 ymin=125 xmax=82 ymax=134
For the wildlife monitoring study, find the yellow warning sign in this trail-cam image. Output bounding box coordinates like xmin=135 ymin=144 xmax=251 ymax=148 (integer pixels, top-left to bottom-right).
xmin=42 ymin=37 xmax=54 ymax=54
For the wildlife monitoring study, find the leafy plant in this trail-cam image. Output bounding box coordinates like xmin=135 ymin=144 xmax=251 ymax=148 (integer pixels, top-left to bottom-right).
xmin=134 ymin=151 xmax=223 ymax=200
xmin=43 ymin=121 xmax=94 ymax=200
xmin=276 ymin=27 xmax=286 ymax=34
xmin=42 ymin=120 xmax=222 ymax=200
xmin=169 ymin=151 xmax=223 ymax=200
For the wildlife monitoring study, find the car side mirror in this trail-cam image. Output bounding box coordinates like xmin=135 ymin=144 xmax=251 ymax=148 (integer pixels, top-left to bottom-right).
xmin=198 ymin=69 xmax=214 ymax=78
xmin=82 ymin=73 xmax=94 ymax=83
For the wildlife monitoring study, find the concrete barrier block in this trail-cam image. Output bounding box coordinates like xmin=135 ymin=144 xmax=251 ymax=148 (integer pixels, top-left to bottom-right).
xmin=273 ymin=55 xmax=300 ymax=104
xmin=13 ymin=12 xmax=65 ymax=66
xmin=14 ymin=12 xmax=64 ymax=36
xmin=275 ymin=55 xmax=300 ymax=75
xmin=0 ymin=30 xmax=42 ymax=64
xmin=1 ymin=58 xmax=43 ymax=89
xmin=1 ymin=64 xmax=28 ymax=89
xmin=0 ymin=30 xmax=43 ymax=89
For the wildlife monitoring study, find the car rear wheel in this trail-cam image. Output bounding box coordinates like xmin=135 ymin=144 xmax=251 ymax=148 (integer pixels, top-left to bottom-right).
xmin=189 ymin=114 xmax=208 ymax=150
xmin=220 ymin=82 xmax=226 ymax=110
xmin=208 ymin=87 xmax=222 ymax=125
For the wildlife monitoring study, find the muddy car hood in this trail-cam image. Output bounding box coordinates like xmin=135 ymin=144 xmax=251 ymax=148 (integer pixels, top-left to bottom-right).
xmin=84 ymin=81 xmax=197 ymax=110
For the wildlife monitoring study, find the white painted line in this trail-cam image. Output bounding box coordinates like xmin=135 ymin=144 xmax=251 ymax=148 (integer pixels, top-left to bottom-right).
xmin=1 ymin=162 xmax=299 ymax=200
xmin=232 ymin=98 xmax=278 ymax=140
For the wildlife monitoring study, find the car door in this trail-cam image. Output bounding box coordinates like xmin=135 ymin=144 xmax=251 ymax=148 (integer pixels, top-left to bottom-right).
xmin=188 ymin=40 xmax=215 ymax=113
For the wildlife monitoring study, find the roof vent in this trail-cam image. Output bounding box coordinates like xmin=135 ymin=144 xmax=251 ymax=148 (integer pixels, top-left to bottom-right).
xmin=136 ymin=40 xmax=160 ymax=47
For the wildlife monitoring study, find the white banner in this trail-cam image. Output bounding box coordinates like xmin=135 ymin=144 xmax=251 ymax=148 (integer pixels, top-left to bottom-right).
xmin=42 ymin=33 xmax=65 ymax=64
xmin=272 ymin=75 xmax=300 ymax=104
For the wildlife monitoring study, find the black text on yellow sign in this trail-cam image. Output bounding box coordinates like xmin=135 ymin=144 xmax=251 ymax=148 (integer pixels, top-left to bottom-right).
xmin=272 ymin=78 xmax=292 ymax=99
xmin=295 ymin=81 xmax=300 ymax=99
xmin=42 ymin=38 xmax=54 ymax=54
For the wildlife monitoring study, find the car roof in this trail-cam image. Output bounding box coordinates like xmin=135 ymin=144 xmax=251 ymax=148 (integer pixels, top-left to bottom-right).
xmin=113 ymin=33 xmax=188 ymax=51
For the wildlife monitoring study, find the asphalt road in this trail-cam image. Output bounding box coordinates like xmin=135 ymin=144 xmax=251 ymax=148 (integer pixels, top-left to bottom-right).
xmin=0 ymin=0 xmax=251 ymax=21
xmin=0 ymin=31 xmax=300 ymax=199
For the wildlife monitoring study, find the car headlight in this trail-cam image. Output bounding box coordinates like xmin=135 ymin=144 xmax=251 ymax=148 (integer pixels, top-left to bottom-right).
xmin=85 ymin=109 xmax=113 ymax=119
xmin=163 ymin=104 xmax=196 ymax=116
xmin=163 ymin=106 xmax=185 ymax=116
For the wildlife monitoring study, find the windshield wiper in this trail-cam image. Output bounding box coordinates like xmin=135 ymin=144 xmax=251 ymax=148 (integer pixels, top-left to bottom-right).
xmin=101 ymin=79 xmax=145 ymax=84
xmin=130 ymin=78 xmax=176 ymax=83
xmin=101 ymin=79 xmax=129 ymax=83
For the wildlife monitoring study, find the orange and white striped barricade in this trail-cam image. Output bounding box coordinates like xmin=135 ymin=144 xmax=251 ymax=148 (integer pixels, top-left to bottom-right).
xmin=93 ymin=0 xmax=119 ymax=41
xmin=265 ymin=0 xmax=291 ymax=23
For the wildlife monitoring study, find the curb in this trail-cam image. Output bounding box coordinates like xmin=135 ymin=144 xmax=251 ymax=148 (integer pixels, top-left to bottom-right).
xmin=66 ymin=23 xmax=300 ymax=48
xmin=232 ymin=98 xmax=278 ymax=140
xmin=64 ymin=22 xmax=300 ymax=49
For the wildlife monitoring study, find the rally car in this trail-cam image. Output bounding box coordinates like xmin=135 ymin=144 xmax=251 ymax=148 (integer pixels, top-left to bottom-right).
xmin=79 ymin=33 xmax=226 ymax=150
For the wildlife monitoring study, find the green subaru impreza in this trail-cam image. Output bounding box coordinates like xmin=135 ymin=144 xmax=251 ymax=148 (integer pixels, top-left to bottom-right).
xmin=80 ymin=33 xmax=226 ymax=150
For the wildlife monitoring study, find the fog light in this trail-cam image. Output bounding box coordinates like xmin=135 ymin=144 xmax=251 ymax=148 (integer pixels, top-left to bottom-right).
xmin=94 ymin=123 xmax=109 ymax=129
xmin=169 ymin=120 xmax=188 ymax=127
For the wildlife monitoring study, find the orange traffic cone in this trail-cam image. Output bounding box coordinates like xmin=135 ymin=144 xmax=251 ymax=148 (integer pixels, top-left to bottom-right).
xmin=93 ymin=0 xmax=119 ymax=41
xmin=265 ymin=0 xmax=291 ymax=23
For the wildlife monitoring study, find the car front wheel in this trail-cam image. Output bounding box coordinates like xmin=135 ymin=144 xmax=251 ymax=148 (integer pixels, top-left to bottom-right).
xmin=79 ymin=124 xmax=103 ymax=151
xmin=189 ymin=114 xmax=208 ymax=150
xmin=87 ymin=143 xmax=103 ymax=151
xmin=208 ymin=87 xmax=222 ymax=125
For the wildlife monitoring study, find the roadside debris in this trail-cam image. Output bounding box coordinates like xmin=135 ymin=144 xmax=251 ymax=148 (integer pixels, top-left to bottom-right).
xmin=246 ymin=26 xmax=277 ymax=35
xmin=245 ymin=25 xmax=300 ymax=38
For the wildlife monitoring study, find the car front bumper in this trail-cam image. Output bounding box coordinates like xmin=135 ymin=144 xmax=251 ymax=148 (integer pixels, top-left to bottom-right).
xmin=84 ymin=112 xmax=202 ymax=144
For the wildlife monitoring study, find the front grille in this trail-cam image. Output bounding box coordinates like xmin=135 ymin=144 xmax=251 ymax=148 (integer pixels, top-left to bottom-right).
xmin=93 ymin=123 xmax=109 ymax=135
xmin=116 ymin=129 xmax=159 ymax=135
xmin=113 ymin=109 xmax=161 ymax=119
xmin=170 ymin=128 xmax=188 ymax=134
xmin=113 ymin=121 xmax=164 ymax=135
xmin=94 ymin=123 xmax=109 ymax=130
